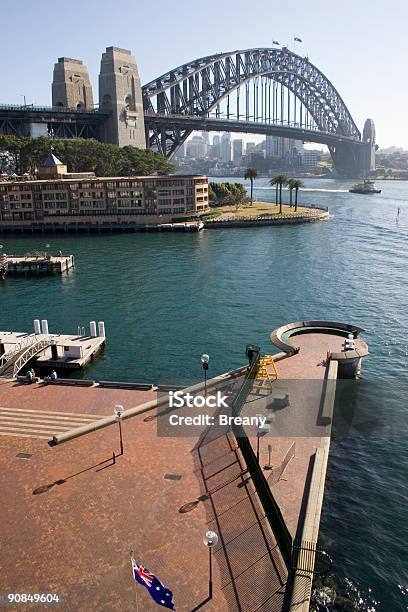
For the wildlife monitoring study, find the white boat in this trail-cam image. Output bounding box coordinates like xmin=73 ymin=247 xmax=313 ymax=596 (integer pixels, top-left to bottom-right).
xmin=349 ymin=180 xmax=381 ymax=194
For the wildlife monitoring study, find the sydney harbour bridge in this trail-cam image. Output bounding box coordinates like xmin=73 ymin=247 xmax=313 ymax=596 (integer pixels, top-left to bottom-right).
xmin=0 ymin=47 xmax=376 ymax=177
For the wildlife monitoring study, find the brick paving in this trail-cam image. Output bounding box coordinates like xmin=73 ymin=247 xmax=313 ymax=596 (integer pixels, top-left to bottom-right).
xmin=0 ymin=380 xmax=286 ymax=611
xmin=0 ymin=331 xmax=347 ymax=611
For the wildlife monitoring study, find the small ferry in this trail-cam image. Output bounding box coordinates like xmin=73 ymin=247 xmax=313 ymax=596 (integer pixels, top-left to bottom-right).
xmin=349 ymin=179 xmax=381 ymax=194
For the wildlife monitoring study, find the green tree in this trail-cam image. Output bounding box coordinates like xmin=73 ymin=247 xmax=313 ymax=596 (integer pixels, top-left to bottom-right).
xmin=244 ymin=167 xmax=259 ymax=205
xmin=290 ymin=179 xmax=304 ymax=211
xmin=208 ymin=184 xmax=216 ymax=201
xmin=0 ymin=137 xmax=173 ymax=177
xmin=209 ymin=182 xmax=246 ymax=206
xmin=287 ymin=178 xmax=297 ymax=207
xmin=270 ymin=175 xmax=287 ymax=214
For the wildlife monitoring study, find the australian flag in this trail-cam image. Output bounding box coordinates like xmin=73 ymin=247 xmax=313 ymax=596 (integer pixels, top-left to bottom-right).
xmin=131 ymin=558 xmax=176 ymax=610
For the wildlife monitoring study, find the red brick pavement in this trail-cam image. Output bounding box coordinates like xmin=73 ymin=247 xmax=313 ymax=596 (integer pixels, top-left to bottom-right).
xmin=0 ymin=381 xmax=286 ymax=611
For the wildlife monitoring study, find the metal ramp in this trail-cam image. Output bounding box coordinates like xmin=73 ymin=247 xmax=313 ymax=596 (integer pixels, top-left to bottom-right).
xmin=0 ymin=336 xmax=52 ymax=378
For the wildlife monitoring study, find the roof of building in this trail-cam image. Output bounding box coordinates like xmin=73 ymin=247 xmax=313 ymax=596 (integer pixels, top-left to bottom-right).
xmin=42 ymin=152 xmax=64 ymax=167
xmin=0 ymin=174 xmax=207 ymax=186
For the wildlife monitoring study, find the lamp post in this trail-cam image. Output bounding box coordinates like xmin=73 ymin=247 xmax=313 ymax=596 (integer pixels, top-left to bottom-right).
xmin=201 ymin=354 xmax=209 ymax=397
xmin=256 ymin=418 xmax=270 ymax=463
xmin=114 ymin=404 xmax=124 ymax=455
xmin=203 ymin=530 xmax=218 ymax=599
xmin=264 ymin=443 xmax=273 ymax=470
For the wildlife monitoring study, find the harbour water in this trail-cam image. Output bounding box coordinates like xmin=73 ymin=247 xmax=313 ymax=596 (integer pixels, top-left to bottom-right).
xmin=0 ymin=177 xmax=407 ymax=609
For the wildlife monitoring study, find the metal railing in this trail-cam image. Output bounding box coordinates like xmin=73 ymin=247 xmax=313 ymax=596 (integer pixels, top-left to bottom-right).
xmin=0 ymin=104 xmax=109 ymax=115
xmin=230 ymin=350 xmax=293 ymax=569
xmin=0 ymin=335 xmax=37 ymax=368
xmin=11 ymin=336 xmax=52 ymax=378
xmin=0 ymin=335 xmax=52 ymax=377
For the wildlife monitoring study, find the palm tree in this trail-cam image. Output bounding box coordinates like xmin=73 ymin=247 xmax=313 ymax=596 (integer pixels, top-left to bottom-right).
xmin=287 ymin=178 xmax=297 ymax=207
xmin=244 ymin=168 xmax=259 ymax=206
xmin=270 ymin=175 xmax=287 ymax=214
xmin=291 ymin=179 xmax=304 ymax=212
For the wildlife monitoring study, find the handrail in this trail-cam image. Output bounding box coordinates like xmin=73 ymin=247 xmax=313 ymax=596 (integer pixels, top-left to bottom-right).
xmin=0 ymin=334 xmax=37 ymax=367
xmin=12 ymin=336 xmax=52 ymax=377
xmin=230 ymin=350 xmax=293 ymax=569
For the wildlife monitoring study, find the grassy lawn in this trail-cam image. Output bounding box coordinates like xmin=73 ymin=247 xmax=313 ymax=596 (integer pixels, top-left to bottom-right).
xmin=220 ymin=201 xmax=314 ymax=218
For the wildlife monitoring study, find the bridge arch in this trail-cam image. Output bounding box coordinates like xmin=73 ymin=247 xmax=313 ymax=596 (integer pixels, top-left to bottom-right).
xmin=143 ymin=48 xmax=373 ymax=175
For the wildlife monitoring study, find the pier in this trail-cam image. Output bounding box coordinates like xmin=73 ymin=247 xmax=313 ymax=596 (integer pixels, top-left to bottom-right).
xmin=1 ymin=253 xmax=74 ymax=275
xmin=0 ymin=320 xmax=368 ymax=611
xmin=147 ymin=220 xmax=204 ymax=232
xmin=0 ymin=320 xmax=106 ymax=376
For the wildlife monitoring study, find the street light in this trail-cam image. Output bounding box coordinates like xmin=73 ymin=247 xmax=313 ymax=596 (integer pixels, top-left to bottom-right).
xmin=256 ymin=417 xmax=270 ymax=462
xmin=264 ymin=443 xmax=273 ymax=470
xmin=203 ymin=530 xmax=218 ymax=599
xmin=201 ymin=354 xmax=209 ymax=397
xmin=114 ymin=404 xmax=124 ymax=455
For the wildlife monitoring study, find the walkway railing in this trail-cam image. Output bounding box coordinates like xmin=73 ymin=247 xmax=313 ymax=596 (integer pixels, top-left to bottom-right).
xmin=11 ymin=337 xmax=52 ymax=378
xmin=0 ymin=335 xmax=52 ymax=378
xmin=0 ymin=335 xmax=37 ymax=368
xmin=230 ymin=350 xmax=293 ymax=569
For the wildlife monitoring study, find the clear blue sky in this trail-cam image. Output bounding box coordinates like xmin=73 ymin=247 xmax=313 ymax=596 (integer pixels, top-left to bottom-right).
xmin=1 ymin=0 xmax=407 ymax=148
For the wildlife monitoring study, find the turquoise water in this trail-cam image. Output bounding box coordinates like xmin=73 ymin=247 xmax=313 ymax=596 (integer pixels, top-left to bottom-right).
xmin=0 ymin=177 xmax=407 ymax=609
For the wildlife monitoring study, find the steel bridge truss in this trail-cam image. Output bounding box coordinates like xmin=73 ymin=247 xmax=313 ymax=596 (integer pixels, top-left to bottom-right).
xmin=0 ymin=118 xmax=101 ymax=140
xmin=0 ymin=106 xmax=105 ymax=140
xmin=142 ymin=48 xmax=362 ymax=159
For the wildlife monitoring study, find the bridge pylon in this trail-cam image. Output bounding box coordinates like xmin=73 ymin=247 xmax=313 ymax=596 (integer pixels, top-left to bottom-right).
xmin=330 ymin=119 xmax=376 ymax=178
xmin=98 ymin=47 xmax=146 ymax=148
xmin=52 ymin=57 xmax=94 ymax=110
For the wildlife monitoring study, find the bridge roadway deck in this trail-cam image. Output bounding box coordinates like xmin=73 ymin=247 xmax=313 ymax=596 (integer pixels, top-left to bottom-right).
xmin=0 ymin=332 xmax=347 ymax=611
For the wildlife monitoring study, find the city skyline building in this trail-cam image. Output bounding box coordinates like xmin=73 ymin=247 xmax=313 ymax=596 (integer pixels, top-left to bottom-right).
xmin=220 ymin=133 xmax=232 ymax=163
xmin=232 ymin=139 xmax=243 ymax=165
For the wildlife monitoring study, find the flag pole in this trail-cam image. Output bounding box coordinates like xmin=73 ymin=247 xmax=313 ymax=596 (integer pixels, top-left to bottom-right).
xmin=130 ymin=550 xmax=139 ymax=612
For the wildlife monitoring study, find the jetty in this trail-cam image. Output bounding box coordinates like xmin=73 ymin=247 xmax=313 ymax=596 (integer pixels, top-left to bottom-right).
xmin=1 ymin=253 xmax=74 ymax=275
xmin=146 ymin=220 xmax=204 ymax=232
xmin=0 ymin=320 xmax=106 ymax=377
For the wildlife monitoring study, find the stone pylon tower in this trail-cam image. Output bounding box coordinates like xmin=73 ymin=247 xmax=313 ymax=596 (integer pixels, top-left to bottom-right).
xmin=52 ymin=58 xmax=94 ymax=109
xmin=99 ymin=47 xmax=146 ymax=148
xmin=362 ymin=118 xmax=376 ymax=173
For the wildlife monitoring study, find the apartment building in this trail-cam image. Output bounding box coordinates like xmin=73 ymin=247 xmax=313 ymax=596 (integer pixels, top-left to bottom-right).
xmin=0 ymin=153 xmax=209 ymax=231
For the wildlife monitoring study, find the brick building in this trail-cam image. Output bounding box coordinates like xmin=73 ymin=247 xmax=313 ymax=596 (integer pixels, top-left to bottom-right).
xmin=0 ymin=153 xmax=209 ymax=232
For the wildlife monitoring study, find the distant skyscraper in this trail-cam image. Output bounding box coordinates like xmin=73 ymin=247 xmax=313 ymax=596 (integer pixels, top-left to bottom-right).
xmin=220 ymin=133 xmax=231 ymax=162
xmin=232 ymin=139 xmax=243 ymax=165
xmin=186 ymin=134 xmax=207 ymax=158
xmin=265 ymin=136 xmax=294 ymax=157
xmin=209 ymin=142 xmax=221 ymax=159
xmin=174 ymin=142 xmax=186 ymax=160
